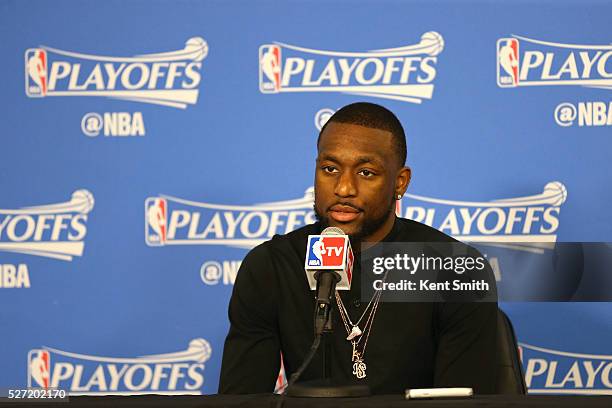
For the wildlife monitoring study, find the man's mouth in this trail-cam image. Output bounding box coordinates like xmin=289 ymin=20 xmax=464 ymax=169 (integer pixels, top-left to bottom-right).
xmin=328 ymin=204 xmax=361 ymax=223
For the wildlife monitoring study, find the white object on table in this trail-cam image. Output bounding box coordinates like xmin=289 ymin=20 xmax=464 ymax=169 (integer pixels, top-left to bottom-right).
xmin=405 ymin=387 xmax=474 ymax=399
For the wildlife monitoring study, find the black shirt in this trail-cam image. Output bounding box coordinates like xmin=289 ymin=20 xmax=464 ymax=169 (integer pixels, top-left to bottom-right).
xmin=219 ymin=217 xmax=498 ymax=394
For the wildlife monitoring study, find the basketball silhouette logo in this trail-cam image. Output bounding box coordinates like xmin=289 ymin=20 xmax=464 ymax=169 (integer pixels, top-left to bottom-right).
xmin=544 ymin=181 xmax=567 ymax=206
xmin=421 ymin=31 xmax=444 ymax=56
xmin=186 ymin=37 xmax=208 ymax=61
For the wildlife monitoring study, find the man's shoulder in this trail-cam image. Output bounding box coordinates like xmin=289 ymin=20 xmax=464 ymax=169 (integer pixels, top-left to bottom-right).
xmin=274 ymin=222 xmax=320 ymax=242
xmin=395 ymin=218 xmax=487 ymax=256
xmin=268 ymin=222 xmax=320 ymax=253
xmin=395 ymin=217 xmax=458 ymax=243
xmin=246 ymin=223 xmax=319 ymax=261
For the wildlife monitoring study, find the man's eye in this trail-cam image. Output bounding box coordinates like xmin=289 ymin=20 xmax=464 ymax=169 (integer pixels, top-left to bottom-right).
xmin=322 ymin=166 xmax=338 ymax=173
xmin=359 ymin=169 xmax=375 ymax=177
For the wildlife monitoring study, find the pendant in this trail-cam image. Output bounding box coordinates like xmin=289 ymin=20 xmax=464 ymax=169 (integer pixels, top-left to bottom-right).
xmin=351 ymin=341 xmax=360 ymax=362
xmin=350 ymin=342 xmax=367 ymax=379
xmin=346 ymin=325 xmax=362 ymax=341
xmin=352 ymin=359 xmax=367 ymax=379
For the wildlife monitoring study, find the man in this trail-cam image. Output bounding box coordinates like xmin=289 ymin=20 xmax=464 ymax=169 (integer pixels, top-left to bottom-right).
xmin=219 ymin=102 xmax=498 ymax=394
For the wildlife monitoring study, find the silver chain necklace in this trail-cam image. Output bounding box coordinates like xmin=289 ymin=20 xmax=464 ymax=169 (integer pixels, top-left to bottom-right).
xmin=334 ymin=271 xmax=387 ymax=379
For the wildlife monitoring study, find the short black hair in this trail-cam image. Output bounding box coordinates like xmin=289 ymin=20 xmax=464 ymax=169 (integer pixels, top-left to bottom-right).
xmin=318 ymin=102 xmax=407 ymax=166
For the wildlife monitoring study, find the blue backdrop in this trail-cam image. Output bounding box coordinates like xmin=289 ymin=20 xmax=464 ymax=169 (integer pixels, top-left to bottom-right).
xmin=1 ymin=0 xmax=611 ymax=396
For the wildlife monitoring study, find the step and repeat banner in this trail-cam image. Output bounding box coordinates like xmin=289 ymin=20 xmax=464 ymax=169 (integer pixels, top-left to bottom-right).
xmin=1 ymin=0 xmax=611 ymax=396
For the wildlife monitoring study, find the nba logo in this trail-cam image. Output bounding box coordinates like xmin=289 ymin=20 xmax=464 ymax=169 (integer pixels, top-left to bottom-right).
xmin=306 ymin=236 xmax=345 ymax=267
xmin=25 ymin=48 xmax=48 ymax=97
xmin=28 ymin=350 xmax=50 ymax=388
xmin=259 ymin=45 xmax=281 ymax=93
xmin=145 ymin=198 xmax=167 ymax=246
xmin=497 ymin=38 xmax=519 ymax=87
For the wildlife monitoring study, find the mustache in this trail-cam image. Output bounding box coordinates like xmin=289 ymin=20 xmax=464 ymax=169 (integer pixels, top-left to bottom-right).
xmin=327 ymin=202 xmax=363 ymax=212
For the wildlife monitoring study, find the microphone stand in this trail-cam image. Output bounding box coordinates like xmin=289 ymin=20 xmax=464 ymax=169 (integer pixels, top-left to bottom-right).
xmin=284 ymin=270 xmax=371 ymax=398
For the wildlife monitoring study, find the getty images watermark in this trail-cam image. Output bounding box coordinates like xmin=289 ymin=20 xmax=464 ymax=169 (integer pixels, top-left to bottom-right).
xmin=362 ymin=242 xmax=612 ymax=302
xmin=361 ymin=243 xmax=497 ymax=302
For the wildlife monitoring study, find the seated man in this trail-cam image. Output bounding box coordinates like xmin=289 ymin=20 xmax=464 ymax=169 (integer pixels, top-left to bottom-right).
xmin=219 ymin=102 xmax=498 ymax=394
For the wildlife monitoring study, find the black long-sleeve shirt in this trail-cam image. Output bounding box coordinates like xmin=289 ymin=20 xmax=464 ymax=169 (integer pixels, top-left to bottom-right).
xmin=219 ymin=217 xmax=498 ymax=394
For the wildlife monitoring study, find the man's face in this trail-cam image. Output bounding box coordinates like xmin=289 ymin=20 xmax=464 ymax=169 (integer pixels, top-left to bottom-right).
xmin=314 ymin=122 xmax=409 ymax=244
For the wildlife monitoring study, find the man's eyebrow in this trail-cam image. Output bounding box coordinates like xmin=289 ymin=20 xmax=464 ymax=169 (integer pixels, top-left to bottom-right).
xmin=317 ymin=153 xmax=339 ymax=163
xmin=317 ymin=153 xmax=384 ymax=167
xmin=354 ymin=155 xmax=383 ymax=166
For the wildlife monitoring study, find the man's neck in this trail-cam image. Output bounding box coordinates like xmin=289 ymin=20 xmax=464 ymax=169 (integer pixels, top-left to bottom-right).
xmin=355 ymin=215 xmax=397 ymax=252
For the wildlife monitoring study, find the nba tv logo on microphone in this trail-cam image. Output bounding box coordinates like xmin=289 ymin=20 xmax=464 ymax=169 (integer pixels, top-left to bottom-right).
xmin=305 ymin=235 xmax=354 ymax=291
xmin=306 ymin=236 xmax=347 ymax=268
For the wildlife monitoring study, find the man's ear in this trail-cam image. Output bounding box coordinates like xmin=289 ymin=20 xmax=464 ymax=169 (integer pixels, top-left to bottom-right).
xmin=396 ymin=166 xmax=411 ymax=197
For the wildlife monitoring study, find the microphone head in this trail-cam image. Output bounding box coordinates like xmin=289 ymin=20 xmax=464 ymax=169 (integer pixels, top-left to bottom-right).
xmin=305 ymin=227 xmax=353 ymax=291
xmin=321 ymin=226 xmax=345 ymax=236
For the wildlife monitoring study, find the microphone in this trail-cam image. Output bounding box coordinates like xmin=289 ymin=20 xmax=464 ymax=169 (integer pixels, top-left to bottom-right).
xmin=304 ymin=227 xmax=354 ymax=335
xmin=282 ymin=227 xmax=368 ymax=400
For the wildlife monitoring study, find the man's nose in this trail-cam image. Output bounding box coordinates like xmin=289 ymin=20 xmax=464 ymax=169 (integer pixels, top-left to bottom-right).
xmin=334 ymin=171 xmax=357 ymax=198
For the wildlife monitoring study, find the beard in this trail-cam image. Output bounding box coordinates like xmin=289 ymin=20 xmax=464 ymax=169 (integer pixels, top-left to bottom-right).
xmin=314 ymin=194 xmax=395 ymax=249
